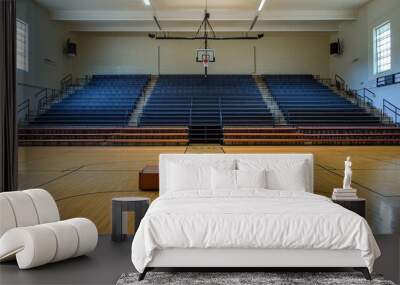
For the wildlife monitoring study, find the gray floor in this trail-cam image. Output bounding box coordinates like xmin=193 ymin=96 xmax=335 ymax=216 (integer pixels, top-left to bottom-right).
xmin=0 ymin=236 xmax=133 ymax=285
xmin=1 ymin=235 xmax=399 ymax=285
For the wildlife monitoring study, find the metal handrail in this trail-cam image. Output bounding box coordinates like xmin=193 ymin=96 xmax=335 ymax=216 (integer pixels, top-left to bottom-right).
xmin=37 ymin=89 xmax=49 ymax=114
xmin=319 ymin=78 xmax=332 ymax=86
xmin=34 ymin=87 xmax=47 ymax=98
xmin=17 ymin=99 xmax=30 ymax=121
xmin=335 ymin=74 xmax=347 ymax=91
xmin=352 ymin=88 xmax=374 ymax=108
xmin=316 ymin=73 xmax=398 ymax=125
xmin=383 ymin=99 xmax=400 ymax=125
xmin=17 ymin=82 xmax=46 ymax=90
xmin=60 ymin=74 xmax=73 ymax=91
xmin=17 ymin=99 xmax=29 ymax=112
xmin=16 ymin=74 xmax=78 ymax=123
xmin=189 ymin=96 xmax=193 ymax=126
xmin=36 ymin=75 xmax=87 ymax=116
xmin=218 ymin=96 xmax=223 ymax=127
xmin=333 ymin=74 xmax=381 ymax=116
xmin=363 ymin=88 xmax=376 ymax=98
xmin=335 ymin=74 xmax=345 ymax=85
xmin=75 ymin=76 xmax=91 ymax=87
xmin=37 ymin=88 xmax=64 ymax=115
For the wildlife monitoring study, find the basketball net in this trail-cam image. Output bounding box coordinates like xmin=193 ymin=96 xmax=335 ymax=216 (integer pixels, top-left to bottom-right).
xmin=202 ymin=55 xmax=209 ymax=67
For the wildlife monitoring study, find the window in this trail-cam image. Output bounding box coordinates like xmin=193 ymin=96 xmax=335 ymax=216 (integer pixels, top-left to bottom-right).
xmin=16 ymin=19 xmax=28 ymax=72
xmin=374 ymin=21 xmax=391 ymax=74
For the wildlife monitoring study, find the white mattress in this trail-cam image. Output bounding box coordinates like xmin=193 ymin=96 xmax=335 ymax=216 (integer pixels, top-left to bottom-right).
xmin=131 ymin=190 xmax=380 ymax=273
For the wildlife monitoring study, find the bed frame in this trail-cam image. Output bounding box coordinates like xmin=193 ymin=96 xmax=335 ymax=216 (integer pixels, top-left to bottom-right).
xmin=139 ymin=248 xmax=371 ymax=280
xmin=138 ymin=154 xmax=372 ymax=281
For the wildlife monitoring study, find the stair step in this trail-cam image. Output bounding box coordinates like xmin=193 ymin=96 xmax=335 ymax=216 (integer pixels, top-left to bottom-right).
xmin=189 ymin=124 xmax=223 ymax=144
xmin=255 ymin=75 xmax=287 ymax=126
xmin=129 ymin=76 xmax=159 ymax=126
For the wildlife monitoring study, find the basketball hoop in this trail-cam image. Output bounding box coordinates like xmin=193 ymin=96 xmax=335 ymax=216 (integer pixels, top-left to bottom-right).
xmin=196 ymin=48 xmax=215 ymax=65
xmin=202 ymin=55 xmax=209 ymax=67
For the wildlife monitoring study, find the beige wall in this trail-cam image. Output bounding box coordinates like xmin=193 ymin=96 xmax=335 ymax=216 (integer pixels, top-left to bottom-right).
xmin=329 ymin=0 xmax=400 ymax=109
xmin=16 ymin=0 xmax=72 ymax=120
xmin=70 ymin=32 xmax=330 ymax=77
xmin=16 ymin=0 xmax=72 ymax=90
xmin=257 ymin=32 xmax=330 ymax=76
xmin=70 ymin=33 xmax=157 ymax=76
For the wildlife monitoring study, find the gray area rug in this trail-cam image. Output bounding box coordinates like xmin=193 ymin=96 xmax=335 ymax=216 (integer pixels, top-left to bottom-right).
xmin=116 ymin=272 xmax=396 ymax=285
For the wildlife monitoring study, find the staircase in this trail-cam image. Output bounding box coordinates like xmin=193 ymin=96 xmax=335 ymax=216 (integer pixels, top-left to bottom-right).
xmin=188 ymin=97 xmax=224 ymax=144
xmin=189 ymin=125 xmax=223 ymax=144
xmin=129 ymin=75 xmax=158 ymax=126
xmin=254 ymin=75 xmax=287 ymax=126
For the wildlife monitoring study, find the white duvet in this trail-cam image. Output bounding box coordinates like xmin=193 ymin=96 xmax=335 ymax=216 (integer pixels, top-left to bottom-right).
xmin=131 ymin=190 xmax=380 ymax=273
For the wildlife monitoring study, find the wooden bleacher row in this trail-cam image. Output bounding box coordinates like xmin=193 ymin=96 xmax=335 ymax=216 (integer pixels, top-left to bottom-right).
xmin=18 ymin=126 xmax=400 ymax=146
xmin=223 ymin=127 xmax=400 ymax=145
xmin=19 ymin=127 xmax=188 ymax=134
xmin=18 ymin=128 xmax=189 ymax=146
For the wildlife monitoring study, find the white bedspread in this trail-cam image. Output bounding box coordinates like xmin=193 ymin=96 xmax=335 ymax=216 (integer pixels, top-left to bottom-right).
xmin=131 ymin=190 xmax=380 ymax=273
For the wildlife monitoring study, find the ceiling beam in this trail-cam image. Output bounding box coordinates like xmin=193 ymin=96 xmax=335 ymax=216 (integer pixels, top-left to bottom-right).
xmin=67 ymin=20 xmax=340 ymax=32
xmin=259 ymin=9 xmax=357 ymax=21
xmin=50 ymin=9 xmax=357 ymax=22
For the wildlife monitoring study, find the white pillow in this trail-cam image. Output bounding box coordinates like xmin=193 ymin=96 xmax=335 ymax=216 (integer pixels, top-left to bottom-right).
xmin=236 ymin=169 xmax=267 ymax=189
xmin=167 ymin=162 xmax=210 ymax=191
xmin=238 ymin=159 xmax=308 ymax=192
xmin=166 ymin=159 xmax=236 ymax=192
xmin=211 ymin=168 xmax=236 ymax=191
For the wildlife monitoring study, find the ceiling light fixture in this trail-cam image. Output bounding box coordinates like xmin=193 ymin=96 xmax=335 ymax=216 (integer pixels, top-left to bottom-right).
xmin=258 ymin=0 xmax=266 ymax=11
xmin=143 ymin=0 xmax=151 ymax=6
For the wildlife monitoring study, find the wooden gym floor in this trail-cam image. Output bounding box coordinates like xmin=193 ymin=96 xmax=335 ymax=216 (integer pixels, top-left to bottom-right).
xmin=18 ymin=145 xmax=400 ymax=235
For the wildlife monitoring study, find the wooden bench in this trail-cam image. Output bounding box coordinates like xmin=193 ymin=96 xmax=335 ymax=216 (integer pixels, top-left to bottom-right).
xmin=19 ymin=138 xmax=188 ymax=146
xmin=106 ymin=139 xmax=188 ymax=146
xmin=224 ymin=133 xmax=304 ymax=137
xmin=19 ymin=139 xmax=106 ymax=146
xmin=223 ymin=138 xmax=306 ymax=145
xmin=304 ymin=133 xmax=400 ymax=137
xmin=306 ymin=138 xmax=400 ymax=145
xmin=18 ymin=127 xmax=188 ymax=134
xmin=19 ymin=133 xmax=188 ymax=139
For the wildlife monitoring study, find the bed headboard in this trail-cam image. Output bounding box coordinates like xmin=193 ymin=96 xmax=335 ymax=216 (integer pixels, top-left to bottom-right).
xmin=159 ymin=154 xmax=314 ymax=196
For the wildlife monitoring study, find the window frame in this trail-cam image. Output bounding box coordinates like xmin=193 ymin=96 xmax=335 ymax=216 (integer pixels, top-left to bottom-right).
xmin=373 ymin=21 xmax=391 ymax=75
xmin=16 ymin=18 xmax=29 ymax=72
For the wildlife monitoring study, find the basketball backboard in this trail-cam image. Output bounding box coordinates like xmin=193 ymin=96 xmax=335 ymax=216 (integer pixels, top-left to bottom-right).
xmin=196 ymin=49 xmax=216 ymax=63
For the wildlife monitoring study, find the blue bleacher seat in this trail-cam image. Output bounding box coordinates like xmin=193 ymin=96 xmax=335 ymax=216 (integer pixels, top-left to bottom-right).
xmin=139 ymin=75 xmax=274 ymax=127
xmin=264 ymin=75 xmax=382 ymax=126
xmin=32 ymin=74 xmax=149 ymax=126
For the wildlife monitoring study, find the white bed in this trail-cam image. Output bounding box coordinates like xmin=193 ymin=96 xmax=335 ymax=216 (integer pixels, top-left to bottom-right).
xmin=131 ymin=154 xmax=380 ymax=280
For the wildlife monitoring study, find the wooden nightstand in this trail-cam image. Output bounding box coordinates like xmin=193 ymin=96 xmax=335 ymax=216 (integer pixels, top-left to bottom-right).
xmin=332 ymin=198 xmax=366 ymax=218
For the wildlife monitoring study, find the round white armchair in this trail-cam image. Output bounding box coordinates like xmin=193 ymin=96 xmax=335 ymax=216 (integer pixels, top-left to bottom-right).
xmin=0 ymin=189 xmax=98 ymax=269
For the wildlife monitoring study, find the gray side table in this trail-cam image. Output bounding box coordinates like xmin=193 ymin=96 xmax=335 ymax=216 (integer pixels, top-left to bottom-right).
xmin=112 ymin=197 xmax=150 ymax=242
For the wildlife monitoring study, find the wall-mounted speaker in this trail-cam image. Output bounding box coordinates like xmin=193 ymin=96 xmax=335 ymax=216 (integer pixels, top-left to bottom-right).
xmin=330 ymin=39 xmax=342 ymax=56
xmin=65 ymin=39 xmax=77 ymax=57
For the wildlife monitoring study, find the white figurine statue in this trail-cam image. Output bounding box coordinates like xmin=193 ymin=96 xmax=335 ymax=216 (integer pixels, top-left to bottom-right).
xmin=343 ymin=156 xmax=352 ymax=189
